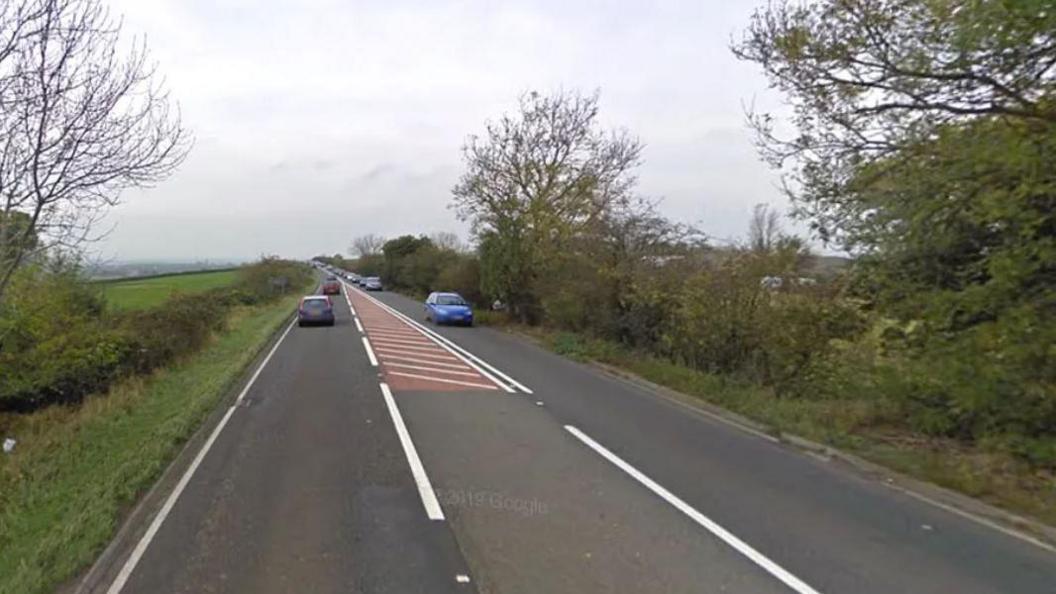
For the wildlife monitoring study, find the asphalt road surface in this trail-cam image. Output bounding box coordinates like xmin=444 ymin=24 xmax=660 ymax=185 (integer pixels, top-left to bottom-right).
xmin=84 ymin=278 xmax=1056 ymax=594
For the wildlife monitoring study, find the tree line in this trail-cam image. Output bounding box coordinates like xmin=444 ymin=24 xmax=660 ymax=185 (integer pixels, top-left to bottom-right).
xmin=333 ymin=0 xmax=1055 ymax=470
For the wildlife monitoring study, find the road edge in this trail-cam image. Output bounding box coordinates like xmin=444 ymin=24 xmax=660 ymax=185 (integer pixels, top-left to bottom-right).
xmin=66 ymin=307 xmax=299 ymax=594
xmin=590 ymin=359 xmax=1056 ymax=553
xmin=486 ymin=324 xmax=1056 ymax=554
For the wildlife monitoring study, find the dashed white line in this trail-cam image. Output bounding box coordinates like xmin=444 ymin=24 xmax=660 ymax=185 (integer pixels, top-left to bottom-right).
xmin=564 ymin=425 xmax=823 ymax=594
xmin=384 ymin=362 xmax=482 ymax=377
xmin=106 ymin=317 xmax=297 ymax=594
xmin=387 ymin=371 xmax=499 ymax=390
xmin=379 ymin=383 xmax=445 ymax=520
xmin=354 ymin=317 xmax=364 ymax=333
xmin=362 ymin=337 xmax=378 ymax=366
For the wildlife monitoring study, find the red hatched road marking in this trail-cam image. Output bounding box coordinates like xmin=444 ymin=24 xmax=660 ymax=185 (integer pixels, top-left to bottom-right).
xmin=347 ymin=288 xmax=504 ymax=392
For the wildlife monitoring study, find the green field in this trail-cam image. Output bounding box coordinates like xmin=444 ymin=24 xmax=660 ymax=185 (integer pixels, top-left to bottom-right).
xmin=101 ymin=269 xmax=239 ymax=310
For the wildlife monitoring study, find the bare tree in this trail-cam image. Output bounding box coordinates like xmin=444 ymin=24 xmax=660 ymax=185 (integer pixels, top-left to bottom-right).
xmin=429 ymin=231 xmax=464 ymax=252
xmin=0 ymin=0 xmax=189 ymax=301
xmin=349 ymin=233 xmax=385 ymax=257
xmin=747 ymin=203 xmax=781 ymax=253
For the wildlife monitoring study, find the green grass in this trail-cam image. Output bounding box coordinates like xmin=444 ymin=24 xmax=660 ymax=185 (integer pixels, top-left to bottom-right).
xmin=101 ymin=269 xmax=240 ymax=310
xmin=511 ymin=326 xmax=1056 ymax=528
xmin=0 ymin=293 xmax=300 ymax=594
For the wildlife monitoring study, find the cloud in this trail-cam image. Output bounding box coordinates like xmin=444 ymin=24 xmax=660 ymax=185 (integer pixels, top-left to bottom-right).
xmin=96 ymin=0 xmax=791 ymax=261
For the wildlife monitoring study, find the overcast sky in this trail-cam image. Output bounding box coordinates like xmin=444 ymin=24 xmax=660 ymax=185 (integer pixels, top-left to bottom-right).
xmin=98 ymin=0 xmax=793 ymax=262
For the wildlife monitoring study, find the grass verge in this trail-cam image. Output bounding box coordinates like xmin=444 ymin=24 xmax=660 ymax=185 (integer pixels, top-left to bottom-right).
xmin=501 ymin=324 xmax=1056 ymax=529
xmin=101 ymin=269 xmax=240 ymax=310
xmin=0 ymin=292 xmax=299 ymax=594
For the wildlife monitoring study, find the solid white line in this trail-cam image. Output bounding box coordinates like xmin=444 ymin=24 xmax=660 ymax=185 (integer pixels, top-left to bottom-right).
xmin=359 ymin=290 xmax=531 ymax=393
xmin=354 ymin=317 xmax=364 ymax=333
xmin=349 ymin=288 xmax=517 ymax=393
xmin=387 ymin=371 xmax=499 ymax=390
xmin=362 ymin=337 xmax=378 ymax=366
xmin=384 ymin=362 xmax=481 ymax=377
xmin=238 ymin=319 xmax=295 ymax=403
xmin=107 ymin=317 xmax=297 ymax=594
xmin=564 ymin=425 xmax=823 ymax=594
xmin=374 ymin=347 xmax=462 ymax=362
xmin=376 ymin=354 xmax=472 ymax=369
xmin=379 ymin=383 xmax=445 ymax=520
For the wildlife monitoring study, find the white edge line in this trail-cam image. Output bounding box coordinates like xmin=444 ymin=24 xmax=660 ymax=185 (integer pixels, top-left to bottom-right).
xmin=362 ymin=337 xmax=378 ymax=366
xmin=354 ymin=317 xmax=364 ymax=333
xmin=387 ymin=371 xmax=500 ymax=390
xmin=564 ymin=425 xmax=823 ymax=594
xmin=347 ymin=284 xmax=521 ymax=393
xmin=380 ymin=383 xmax=445 ymax=520
xmin=107 ymin=316 xmax=296 ymax=594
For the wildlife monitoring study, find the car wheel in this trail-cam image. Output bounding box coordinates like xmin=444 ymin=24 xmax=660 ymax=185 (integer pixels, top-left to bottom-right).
xmin=297 ymin=321 xmax=304 ymax=327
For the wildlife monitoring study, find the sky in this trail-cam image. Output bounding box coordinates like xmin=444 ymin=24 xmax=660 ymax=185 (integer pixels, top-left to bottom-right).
xmin=98 ymin=0 xmax=794 ymax=262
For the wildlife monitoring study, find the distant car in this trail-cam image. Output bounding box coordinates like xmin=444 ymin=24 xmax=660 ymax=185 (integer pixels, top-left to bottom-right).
xmin=363 ymin=277 xmax=383 ymax=291
xmin=322 ymin=276 xmax=341 ymax=295
xmin=298 ymin=296 xmax=335 ymax=327
xmin=424 ymin=292 xmax=473 ymax=326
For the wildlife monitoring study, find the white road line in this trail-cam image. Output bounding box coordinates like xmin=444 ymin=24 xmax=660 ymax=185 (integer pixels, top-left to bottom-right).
xmin=367 ymin=336 xmax=436 ymax=348
xmin=379 ymin=383 xmax=445 ymax=520
xmin=564 ymin=425 xmax=823 ymax=594
xmin=365 ymin=327 xmax=421 ymax=337
xmin=354 ymin=317 xmax=364 ymax=333
xmin=347 ymin=286 xmax=520 ymax=393
xmin=356 ymin=287 xmax=532 ymax=391
xmin=369 ymin=341 xmax=446 ymax=354
xmin=384 ymin=362 xmax=482 ymax=377
xmin=376 ymin=354 xmax=472 ymax=369
xmin=362 ymin=337 xmax=378 ymax=366
xmin=373 ymin=347 xmax=462 ymax=363
xmin=107 ymin=317 xmax=297 ymax=594
xmin=388 ymin=371 xmax=499 ymax=390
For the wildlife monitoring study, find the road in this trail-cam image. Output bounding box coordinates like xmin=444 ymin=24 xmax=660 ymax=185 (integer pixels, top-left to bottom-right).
xmin=83 ymin=279 xmax=1056 ymax=594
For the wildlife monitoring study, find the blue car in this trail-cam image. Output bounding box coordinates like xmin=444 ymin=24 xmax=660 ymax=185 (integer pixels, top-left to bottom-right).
xmin=424 ymin=292 xmax=474 ymax=326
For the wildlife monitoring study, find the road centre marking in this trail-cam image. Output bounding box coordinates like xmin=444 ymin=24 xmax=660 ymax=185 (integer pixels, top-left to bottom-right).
xmin=384 ymin=362 xmax=482 ymax=377
xmin=388 ymin=371 xmax=500 ymax=390
xmin=354 ymin=317 xmax=364 ymax=333
xmin=362 ymin=337 xmax=378 ymax=366
xmin=368 ymin=341 xmax=448 ymax=354
xmin=379 ymin=383 xmax=445 ymax=520
xmin=345 ymin=283 xmax=526 ymax=393
xmin=564 ymin=425 xmax=823 ymax=594
xmin=372 ymin=347 xmax=463 ymax=363
xmin=374 ymin=354 xmax=473 ymax=369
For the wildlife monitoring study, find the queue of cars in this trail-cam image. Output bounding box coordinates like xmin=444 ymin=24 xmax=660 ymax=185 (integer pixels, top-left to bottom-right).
xmin=302 ymin=261 xmax=475 ymax=328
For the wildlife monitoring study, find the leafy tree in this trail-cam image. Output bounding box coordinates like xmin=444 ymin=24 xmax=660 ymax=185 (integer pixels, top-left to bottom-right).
xmin=452 ymin=89 xmax=643 ymax=321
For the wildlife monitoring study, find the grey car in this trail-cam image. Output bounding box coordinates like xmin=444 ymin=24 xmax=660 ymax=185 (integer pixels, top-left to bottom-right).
xmin=363 ymin=277 xmax=383 ymax=291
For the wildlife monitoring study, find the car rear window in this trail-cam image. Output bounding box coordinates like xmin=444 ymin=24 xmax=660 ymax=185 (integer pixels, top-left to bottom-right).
xmin=303 ymin=299 xmax=329 ymax=311
xmin=436 ymin=295 xmax=466 ymax=305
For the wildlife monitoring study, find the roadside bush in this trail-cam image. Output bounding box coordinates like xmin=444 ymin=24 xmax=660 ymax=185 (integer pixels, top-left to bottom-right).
xmin=0 ymin=258 xmax=311 ymax=412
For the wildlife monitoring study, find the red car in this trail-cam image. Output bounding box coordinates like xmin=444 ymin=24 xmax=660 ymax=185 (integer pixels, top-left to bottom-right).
xmin=322 ymin=276 xmax=341 ymax=295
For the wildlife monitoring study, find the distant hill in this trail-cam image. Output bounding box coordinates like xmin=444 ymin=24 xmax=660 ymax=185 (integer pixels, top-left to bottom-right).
xmin=87 ymin=260 xmax=241 ymax=280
